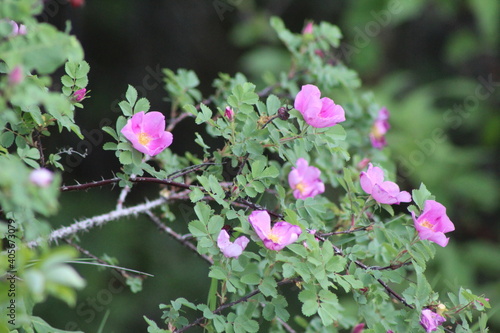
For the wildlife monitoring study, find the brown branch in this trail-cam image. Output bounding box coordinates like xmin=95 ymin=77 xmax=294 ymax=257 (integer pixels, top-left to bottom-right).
xmin=60 ymin=177 xmax=193 ymax=192
xmin=330 ymin=243 xmax=415 ymax=310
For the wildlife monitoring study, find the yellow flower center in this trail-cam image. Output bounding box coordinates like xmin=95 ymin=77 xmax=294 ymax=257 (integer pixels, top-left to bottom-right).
xmin=420 ymin=219 xmax=434 ymax=230
xmin=268 ymin=232 xmax=280 ymax=243
xmin=138 ymin=132 xmax=152 ymax=146
xmin=371 ymin=124 xmax=383 ymax=139
xmin=296 ymin=182 xmax=306 ymax=194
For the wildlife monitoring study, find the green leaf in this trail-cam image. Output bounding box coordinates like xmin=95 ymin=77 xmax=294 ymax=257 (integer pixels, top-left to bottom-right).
xmin=144 ymin=316 xmax=169 ymax=333
xmin=259 ymin=276 xmax=278 ymax=297
xmin=74 ymin=60 xmax=90 ymax=78
xmin=31 ymin=316 xmax=84 ymax=333
xmin=0 ymin=131 xmax=15 ymax=148
xmin=134 ymin=97 xmax=151 ymax=113
xmin=189 ymin=186 xmax=204 ymax=202
xmin=250 ymin=158 xmax=266 ymax=179
xmin=102 ymin=142 xmax=117 ymax=151
xmin=119 ymin=101 xmax=133 ymax=116
xmin=61 ymin=75 xmax=74 ymax=87
xmin=125 ymin=84 xmax=138 ymax=106
xmin=1 ymin=24 xmax=84 ymax=74
xmin=126 ymin=276 xmax=143 ymax=293
xmin=119 ymin=151 xmax=133 ymax=165
xmin=412 ymin=183 xmax=433 ymax=210
xmin=194 ymin=201 xmax=212 ymax=224
xmin=298 ymin=289 xmax=318 ymax=317
xmin=241 ymin=273 xmax=260 ymax=285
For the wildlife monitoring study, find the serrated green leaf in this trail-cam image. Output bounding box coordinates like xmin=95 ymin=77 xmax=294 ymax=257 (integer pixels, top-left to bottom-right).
xmin=189 ymin=187 xmax=204 ymax=202
xmin=61 ymin=75 xmax=74 ymax=87
xmin=119 ymin=150 xmax=133 ymax=165
xmin=134 ymin=97 xmax=150 ymax=113
xmin=125 ymin=84 xmax=138 ymax=106
xmin=119 ymin=101 xmax=133 ymax=116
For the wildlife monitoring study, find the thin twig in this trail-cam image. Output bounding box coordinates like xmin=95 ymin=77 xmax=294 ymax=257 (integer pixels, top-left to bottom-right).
xmin=145 ymin=210 xmax=213 ymax=265
xmin=318 ymin=225 xmax=372 ymax=237
xmin=329 ymin=242 xmax=415 ymax=310
xmin=64 ymin=239 xmax=134 ymax=279
xmin=60 ymin=177 xmax=193 ymax=192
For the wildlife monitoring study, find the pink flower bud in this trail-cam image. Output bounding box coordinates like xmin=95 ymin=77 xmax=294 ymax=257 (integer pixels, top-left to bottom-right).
xmin=357 ymin=158 xmax=370 ymax=170
xmin=224 ymin=106 xmax=234 ymax=121
xmin=73 ymin=88 xmax=87 ymax=102
xmin=30 ymin=168 xmax=54 ymax=187
xmin=351 ymin=323 xmax=365 ymax=333
xmin=302 ymin=22 xmax=313 ymax=35
xmin=8 ymin=66 xmax=24 ymax=85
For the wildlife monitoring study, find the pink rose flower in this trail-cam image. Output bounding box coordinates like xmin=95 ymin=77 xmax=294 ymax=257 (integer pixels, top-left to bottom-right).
xmin=420 ymin=309 xmax=446 ymax=332
xmin=29 ymin=168 xmax=54 ymax=187
xmin=248 ymin=210 xmax=302 ymax=251
xmin=288 ymin=158 xmax=325 ymax=200
xmin=217 ymin=229 xmax=249 ymax=259
xmin=360 ymin=163 xmax=411 ymax=205
xmin=224 ymin=106 xmax=234 ymax=121
xmin=121 ymin=111 xmax=173 ymax=156
xmin=412 ymin=200 xmax=455 ymax=247
xmin=294 ymin=84 xmax=345 ymax=128
xmin=369 ymin=107 xmax=390 ymax=149
xmin=73 ymin=88 xmax=87 ymax=102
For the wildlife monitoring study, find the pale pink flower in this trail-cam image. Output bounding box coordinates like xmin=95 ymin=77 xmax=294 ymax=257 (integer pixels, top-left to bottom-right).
xmin=29 ymin=168 xmax=54 ymax=187
xmin=294 ymin=84 xmax=345 ymax=128
xmin=248 ymin=210 xmax=302 ymax=251
xmin=369 ymin=107 xmax=390 ymax=149
xmin=420 ymin=309 xmax=446 ymax=332
xmin=412 ymin=200 xmax=455 ymax=247
xmin=121 ymin=111 xmax=173 ymax=156
xmin=73 ymin=88 xmax=87 ymax=102
xmin=217 ymin=229 xmax=249 ymax=259
xmin=8 ymin=20 xmax=26 ymax=36
xmin=360 ymin=163 xmax=411 ymax=205
xmin=288 ymin=158 xmax=325 ymax=200
xmin=224 ymin=106 xmax=234 ymax=121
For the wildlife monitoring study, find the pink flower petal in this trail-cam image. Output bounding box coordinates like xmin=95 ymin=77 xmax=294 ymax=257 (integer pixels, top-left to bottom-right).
xmin=248 ymin=210 xmax=272 ymax=240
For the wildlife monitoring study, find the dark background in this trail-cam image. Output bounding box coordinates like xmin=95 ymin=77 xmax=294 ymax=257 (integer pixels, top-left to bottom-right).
xmin=37 ymin=0 xmax=499 ymax=332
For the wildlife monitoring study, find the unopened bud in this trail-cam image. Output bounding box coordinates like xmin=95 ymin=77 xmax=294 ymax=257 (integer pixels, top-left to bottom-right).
xmin=277 ymin=107 xmax=290 ymax=120
xmin=8 ymin=66 xmax=24 ymax=85
xmin=437 ymin=303 xmax=447 ymax=315
xmin=224 ymin=106 xmax=234 ymax=121
xmin=73 ymin=88 xmax=87 ymax=102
